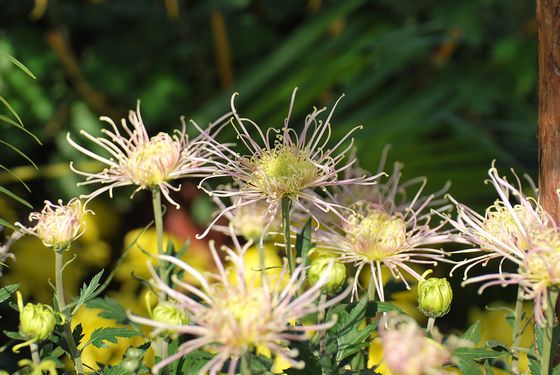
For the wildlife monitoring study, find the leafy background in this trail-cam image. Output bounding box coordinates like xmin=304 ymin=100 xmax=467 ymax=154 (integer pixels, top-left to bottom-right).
xmin=0 ymin=0 xmax=538 ymax=371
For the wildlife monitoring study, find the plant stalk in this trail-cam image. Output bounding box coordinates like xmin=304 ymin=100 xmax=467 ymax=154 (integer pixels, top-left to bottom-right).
xmin=30 ymin=342 xmax=40 ymax=366
xmin=241 ymin=352 xmax=252 ymax=375
xmin=541 ymin=288 xmax=559 ymax=375
xmin=281 ymin=197 xmax=296 ymax=277
xmin=426 ymin=317 xmax=436 ymax=337
xmin=54 ymin=249 xmax=84 ymax=374
xmin=151 ymin=188 xmax=169 ymax=375
xmin=367 ymin=273 xmax=376 ymax=301
xmin=511 ymin=284 xmax=525 ymax=375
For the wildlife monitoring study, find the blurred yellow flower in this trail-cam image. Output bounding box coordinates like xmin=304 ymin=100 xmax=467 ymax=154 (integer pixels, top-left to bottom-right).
xmin=117 ymin=227 xmax=213 ymax=288
xmin=227 ymin=244 xmax=287 ymax=288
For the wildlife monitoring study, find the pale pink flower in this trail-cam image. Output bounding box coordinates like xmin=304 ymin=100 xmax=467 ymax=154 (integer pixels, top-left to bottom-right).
xmin=445 ymin=163 xmax=558 ymax=325
xmin=67 ymin=102 xmax=230 ymax=208
xmin=197 ymin=89 xmax=382 ymax=238
xmin=380 ymin=314 xmax=451 ymax=375
xmin=129 ymin=237 xmax=349 ymax=374
xmin=16 ymin=198 xmax=87 ymax=249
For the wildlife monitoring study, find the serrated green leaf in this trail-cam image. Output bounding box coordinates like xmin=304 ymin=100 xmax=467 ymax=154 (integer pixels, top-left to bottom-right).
xmin=0 ymin=283 xmax=18 ymax=303
xmin=295 ymin=219 xmax=313 ymax=266
xmin=101 ymin=366 xmax=129 ymax=375
xmin=454 ymin=355 xmax=482 ymax=375
xmin=84 ymin=327 xmax=142 ymax=349
xmin=86 ymin=297 xmax=130 ymax=325
xmin=178 ymin=349 xmax=214 ymax=375
xmin=452 ymin=347 xmax=505 ymax=360
xmin=461 ymin=320 xmax=481 ymax=344
xmin=72 ymin=270 xmax=104 ymax=314
xmin=371 ymin=301 xmax=404 ymax=315
xmin=4 ymin=330 xmax=24 ymax=340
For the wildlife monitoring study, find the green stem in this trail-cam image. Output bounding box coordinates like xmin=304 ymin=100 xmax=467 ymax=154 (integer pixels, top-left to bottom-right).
xmin=541 ymin=288 xmax=559 ymax=375
xmin=258 ymin=239 xmax=266 ymax=286
xmin=151 ymin=189 xmax=169 ymax=375
xmin=426 ymin=317 xmax=435 ymax=337
xmin=367 ymin=273 xmax=376 ymax=301
xmin=151 ymin=188 xmax=167 ymax=297
xmin=281 ymin=197 xmax=296 ymax=277
xmin=240 ymin=352 xmax=252 ymax=375
xmin=54 ymin=249 xmax=84 ymax=375
xmin=318 ymin=294 xmax=327 ymax=359
xmin=30 ymin=342 xmax=40 ymax=366
xmin=511 ymin=284 xmax=525 ymax=375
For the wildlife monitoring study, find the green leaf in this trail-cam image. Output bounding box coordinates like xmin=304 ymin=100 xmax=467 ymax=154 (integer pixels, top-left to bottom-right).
xmin=86 ymin=297 xmax=130 ymax=325
xmin=295 ymin=218 xmax=313 ymax=266
xmin=483 ymin=360 xmax=495 ymax=375
xmin=0 ymin=114 xmax=42 ymax=144
xmin=84 ymin=327 xmax=142 ymax=349
xmin=461 ymin=320 xmax=481 ymax=345
xmin=0 ymin=95 xmax=24 ymax=127
xmin=0 ymin=217 xmax=16 ymax=231
xmin=0 ymin=51 xmax=36 ymax=79
xmin=72 ymin=270 xmax=104 ymax=314
xmin=452 ymin=347 xmax=506 ymax=361
xmin=0 ymin=283 xmax=19 ymax=303
xmin=178 ymin=349 xmax=214 ymax=375
xmin=0 ymin=186 xmax=32 ymax=208
xmin=454 ymin=355 xmax=482 ymax=375
xmin=101 ymin=366 xmax=129 ymax=375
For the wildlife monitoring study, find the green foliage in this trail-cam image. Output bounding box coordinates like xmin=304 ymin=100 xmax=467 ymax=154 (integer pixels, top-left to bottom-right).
xmin=0 ymin=283 xmax=18 ymax=304
xmin=71 ymin=270 xmax=104 ymax=315
xmin=86 ymin=297 xmax=130 ymax=325
xmin=83 ymin=327 xmax=142 ymax=349
xmin=295 ymin=218 xmax=313 ymax=267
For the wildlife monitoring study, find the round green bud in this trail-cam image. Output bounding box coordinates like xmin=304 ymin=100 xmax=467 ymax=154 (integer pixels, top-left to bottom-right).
xmin=121 ymin=357 xmax=140 ymax=372
xmin=417 ymin=270 xmax=453 ymax=319
xmin=125 ymin=347 xmax=144 ymax=359
xmin=308 ymin=256 xmax=347 ymax=295
xmin=152 ymin=302 xmax=189 ymax=326
xmin=19 ymin=302 xmax=56 ymax=341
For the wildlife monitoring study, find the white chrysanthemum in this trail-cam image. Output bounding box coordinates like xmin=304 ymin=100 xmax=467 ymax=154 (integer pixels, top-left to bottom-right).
xmin=315 ymin=201 xmax=450 ymax=301
xmin=197 ymin=89 xmax=382 ymax=238
xmin=16 ymin=198 xmax=87 ymax=249
xmin=445 ymin=163 xmax=558 ymax=325
xmin=67 ymin=102 xmax=229 ymax=208
xmin=129 ymin=240 xmax=349 ymax=374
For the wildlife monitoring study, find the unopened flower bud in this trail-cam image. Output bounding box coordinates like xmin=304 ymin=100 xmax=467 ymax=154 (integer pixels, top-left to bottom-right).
xmin=417 ymin=270 xmax=453 ymax=319
xmin=121 ymin=357 xmax=140 ymax=372
xmin=125 ymin=347 xmax=144 ymax=359
xmin=308 ymin=256 xmax=347 ymax=295
xmin=152 ymin=302 xmax=189 ymax=327
xmin=19 ymin=298 xmax=56 ymax=341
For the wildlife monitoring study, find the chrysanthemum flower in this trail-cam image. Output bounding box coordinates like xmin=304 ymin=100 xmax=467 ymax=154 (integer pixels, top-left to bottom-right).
xmin=445 ymin=164 xmax=558 ymax=325
xmin=315 ymin=200 xmax=449 ymax=301
xmin=129 ymin=239 xmax=349 ymax=374
xmin=380 ymin=314 xmax=451 ymax=375
xmin=67 ymin=102 xmax=229 ymax=208
xmin=197 ymin=89 xmax=382 ymax=237
xmin=16 ymin=198 xmax=87 ymax=249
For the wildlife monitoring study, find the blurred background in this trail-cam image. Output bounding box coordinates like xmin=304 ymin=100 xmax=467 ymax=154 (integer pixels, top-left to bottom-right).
xmin=0 ymin=0 xmax=537 ymax=371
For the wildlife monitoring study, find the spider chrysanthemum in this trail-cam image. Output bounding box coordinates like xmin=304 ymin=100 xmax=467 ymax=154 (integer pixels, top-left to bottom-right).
xmin=129 ymin=239 xmax=349 ymax=374
xmin=315 ymin=200 xmax=450 ymax=301
xmin=198 ymin=89 xmax=382 ymax=237
xmin=16 ymin=198 xmax=87 ymax=249
xmin=67 ymin=102 xmax=229 ymax=208
xmin=445 ymin=163 xmax=558 ymax=325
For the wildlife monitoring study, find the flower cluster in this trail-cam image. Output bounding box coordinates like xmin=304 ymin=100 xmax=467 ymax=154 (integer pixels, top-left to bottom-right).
xmin=130 ymin=240 xmax=349 ymax=374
